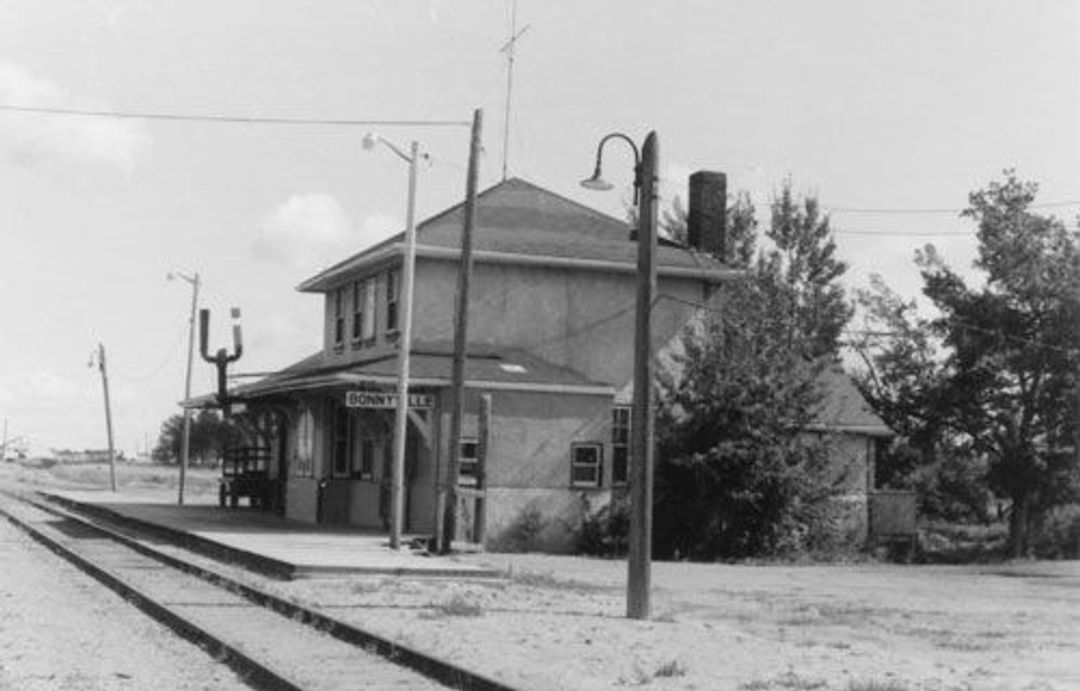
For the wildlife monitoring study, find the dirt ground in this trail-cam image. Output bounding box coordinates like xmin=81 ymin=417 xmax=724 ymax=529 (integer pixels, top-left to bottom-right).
xmin=3 ymin=462 xmax=1079 ymax=690
xmin=268 ymin=554 xmax=1080 ymax=691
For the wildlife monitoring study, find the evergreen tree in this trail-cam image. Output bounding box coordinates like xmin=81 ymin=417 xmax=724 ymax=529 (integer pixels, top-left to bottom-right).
xmin=654 ymin=181 xmax=854 ymax=559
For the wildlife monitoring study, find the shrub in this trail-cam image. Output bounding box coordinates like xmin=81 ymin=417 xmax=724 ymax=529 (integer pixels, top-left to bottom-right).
xmin=1033 ymin=504 xmax=1080 ymax=559
xmin=489 ymin=506 xmax=546 ymax=552
xmin=577 ymin=495 xmax=629 ymax=557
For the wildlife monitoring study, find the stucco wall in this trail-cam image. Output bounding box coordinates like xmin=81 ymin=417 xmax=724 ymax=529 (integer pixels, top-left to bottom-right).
xmin=431 ymin=388 xmax=613 ymax=550
xmin=411 ymin=259 xmax=714 ymax=388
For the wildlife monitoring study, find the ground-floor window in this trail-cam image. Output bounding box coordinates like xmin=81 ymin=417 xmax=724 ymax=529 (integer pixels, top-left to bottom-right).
xmin=458 ymin=439 xmax=479 ymax=486
xmin=294 ymin=406 xmax=315 ymax=477
xmin=339 ymin=410 xmax=384 ymax=480
xmin=352 ymin=433 xmax=383 ymax=480
xmin=331 ymin=402 xmax=349 ymax=477
xmin=571 ymin=443 xmax=603 ymax=488
xmin=611 ymin=406 xmax=630 ymax=486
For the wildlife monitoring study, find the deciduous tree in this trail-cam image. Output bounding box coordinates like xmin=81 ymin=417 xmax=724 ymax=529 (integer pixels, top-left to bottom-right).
xmin=856 ymin=172 xmax=1080 ymax=556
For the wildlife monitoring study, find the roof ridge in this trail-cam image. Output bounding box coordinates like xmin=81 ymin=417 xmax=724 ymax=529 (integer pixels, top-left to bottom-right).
xmin=297 ymin=177 xmax=633 ymax=290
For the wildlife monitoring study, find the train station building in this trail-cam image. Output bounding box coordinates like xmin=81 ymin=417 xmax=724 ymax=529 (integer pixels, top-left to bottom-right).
xmin=203 ymin=175 xmax=739 ymax=551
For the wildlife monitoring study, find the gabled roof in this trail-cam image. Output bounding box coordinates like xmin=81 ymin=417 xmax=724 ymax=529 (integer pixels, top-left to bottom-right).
xmin=221 ymin=340 xmax=613 ymax=402
xmin=809 ymin=365 xmax=893 ymax=437
xmin=299 ymin=177 xmax=737 ymax=292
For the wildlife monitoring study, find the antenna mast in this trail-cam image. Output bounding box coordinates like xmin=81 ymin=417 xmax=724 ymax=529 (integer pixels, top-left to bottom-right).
xmin=499 ymin=0 xmax=529 ymax=181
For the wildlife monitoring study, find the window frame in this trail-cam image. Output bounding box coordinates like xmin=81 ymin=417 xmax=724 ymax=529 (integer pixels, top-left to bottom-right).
xmin=570 ymin=442 xmax=603 ymax=489
xmin=351 ymin=280 xmax=364 ymax=343
xmin=333 ymin=287 xmax=345 ymax=347
xmin=611 ymin=406 xmax=631 ymax=486
xmin=385 ymin=268 xmax=400 ymax=334
xmin=362 ymin=279 xmax=377 ymax=341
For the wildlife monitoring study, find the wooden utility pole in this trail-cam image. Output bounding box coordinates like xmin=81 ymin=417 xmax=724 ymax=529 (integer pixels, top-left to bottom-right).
xmin=441 ymin=107 xmax=483 ymax=554
xmin=96 ymin=343 xmax=118 ymax=492
xmin=627 ymin=132 xmax=659 ymax=620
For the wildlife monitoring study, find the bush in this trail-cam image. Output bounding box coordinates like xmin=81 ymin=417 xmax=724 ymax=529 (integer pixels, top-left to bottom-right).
xmin=1033 ymin=504 xmax=1080 ymax=559
xmin=653 ymin=435 xmax=844 ymax=561
xmin=910 ymin=453 xmax=991 ymax=524
xmin=577 ymin=495 xmax=629 ymax=557
xmin=489 ymin=506 xmax=546 ymax=553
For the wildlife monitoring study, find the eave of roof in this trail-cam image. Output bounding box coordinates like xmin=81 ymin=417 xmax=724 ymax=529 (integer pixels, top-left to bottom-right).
xmin=209 ymin=342 xmax=614 ymax=403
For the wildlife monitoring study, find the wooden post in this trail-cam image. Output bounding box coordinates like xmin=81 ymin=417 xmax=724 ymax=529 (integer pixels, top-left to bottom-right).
xmin=627 ymin=132 xmax=658 ymax=620
xmin=441 ymin=108 xmax=483 ymax=554
xmin=97 ymin=343 xmax=118 ymax=492
xmin=473 ymin=393 xmax=491 ymax=544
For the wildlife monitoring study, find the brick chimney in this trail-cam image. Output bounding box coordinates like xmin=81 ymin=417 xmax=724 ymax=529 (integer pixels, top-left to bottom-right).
xmin=687 ymin=171 xmax=727 ymax=261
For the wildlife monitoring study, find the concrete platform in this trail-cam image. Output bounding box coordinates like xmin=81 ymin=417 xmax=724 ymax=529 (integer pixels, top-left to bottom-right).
xmin=39 ymin=489 xmax=502 ymax=580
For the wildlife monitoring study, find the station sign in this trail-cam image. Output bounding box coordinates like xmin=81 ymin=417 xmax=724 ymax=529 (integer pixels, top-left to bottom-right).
xmin=345 ymin=391 xmax=435 ymax=410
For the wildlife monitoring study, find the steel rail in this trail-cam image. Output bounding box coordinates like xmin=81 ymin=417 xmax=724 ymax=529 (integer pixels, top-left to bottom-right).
xmin=0 ymin=489 xmax=518 ymax=691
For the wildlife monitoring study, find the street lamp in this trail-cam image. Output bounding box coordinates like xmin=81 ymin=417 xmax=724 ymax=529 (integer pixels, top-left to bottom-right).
xmin=167 ymin=269 xmax=200 ymax=506
xmin=363 ymin=133 xmax=421 ymax=551
xmin=580 ymin=130 xmax=659 ymax=620
xmin=581 ymin=133 xmax=641 ymax=203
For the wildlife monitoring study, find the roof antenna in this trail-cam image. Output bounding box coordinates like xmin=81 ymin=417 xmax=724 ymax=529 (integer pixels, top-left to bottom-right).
xmin=499 ymin=0 xmax=530 ymax=182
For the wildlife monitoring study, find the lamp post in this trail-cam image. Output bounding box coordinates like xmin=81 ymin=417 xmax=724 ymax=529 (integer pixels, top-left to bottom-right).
xmin=580 ymin=130 xmax=659 ymax=620
xmin=363 ymin=133 xmax=421 ymax=550
xmin=167 ymin=270 xmax=200 ymax=506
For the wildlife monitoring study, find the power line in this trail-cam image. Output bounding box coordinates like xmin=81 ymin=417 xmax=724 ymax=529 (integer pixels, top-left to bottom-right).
xmin=833 ymin=229 xmax=971 ymax=237
xmin=828 ymin=200 xmax=1080 ymax=214
xmin=658 ymin=293 xmax=1079 ymax=356
xmin=0 ymin=104 xmax=471 ymax=128
xmin=122 ymin=322 xmax=189 ymax=384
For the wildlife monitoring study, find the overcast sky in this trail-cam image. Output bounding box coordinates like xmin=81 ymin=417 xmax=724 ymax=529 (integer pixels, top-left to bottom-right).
xmin=1 ymin=0 xmax=1078 ymax=455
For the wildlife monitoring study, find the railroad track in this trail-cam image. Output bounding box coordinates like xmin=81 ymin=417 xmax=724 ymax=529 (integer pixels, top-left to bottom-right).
xmin=0 ymin=490 xmax=516 ymax=691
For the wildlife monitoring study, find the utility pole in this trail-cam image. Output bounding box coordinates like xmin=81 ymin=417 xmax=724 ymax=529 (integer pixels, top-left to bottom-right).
xmin=169 ymin=271 xmax=200 ymax=506
xmin=96 ymin=343 xmax=118 ymax=492
xmin=441 ymin=107 xmax=483 ymax=554
xmin=627 ymin=132 xmax=659 ymax=620
xmin=389 ymin=140 xmax=420 ymax=550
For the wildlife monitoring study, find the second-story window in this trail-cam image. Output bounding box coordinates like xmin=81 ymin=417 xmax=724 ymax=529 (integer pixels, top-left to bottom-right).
xmin=362 ymin=280 xmax=376 ymax=340
xmin=386 ymin=269 xmax=400 ymax=333
xmin=351 ymin=280 xmax=364 ymax=342
xmin=333 ymin=288 xmax=345 ymax=346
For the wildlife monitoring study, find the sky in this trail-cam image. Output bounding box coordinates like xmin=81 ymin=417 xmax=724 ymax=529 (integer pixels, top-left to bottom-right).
xmin=1 ymin=0 xmax=1078 ymax=456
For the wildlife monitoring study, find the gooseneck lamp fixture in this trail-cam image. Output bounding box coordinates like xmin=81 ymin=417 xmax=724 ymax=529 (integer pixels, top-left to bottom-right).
xmin=580 ymin=132 xmax=642 ymax=203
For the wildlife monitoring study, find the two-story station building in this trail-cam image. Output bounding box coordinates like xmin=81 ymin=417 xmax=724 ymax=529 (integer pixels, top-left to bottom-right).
xmin=212 ymin=174 xmax=739 ymax=551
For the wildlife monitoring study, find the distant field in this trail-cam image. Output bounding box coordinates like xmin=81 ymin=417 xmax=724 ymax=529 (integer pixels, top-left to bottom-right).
xmin=0 ymin=460 xmax=222 ymax=496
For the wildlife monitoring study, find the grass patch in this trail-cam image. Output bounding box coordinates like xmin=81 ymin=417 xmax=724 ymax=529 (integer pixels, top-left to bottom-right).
xmin=848 ymin=680 xmax=907 ymax=691
xmin=654 ymin=659 xmax=687 ymax=678
xmin=508 ymin=569 xmax=603 ymax=593
xmin=424 ymin=594 xmax=483 ymax=618
xmin=740 ymin=671 xmax=828 ymax=689
xmin=618 ymin=659 xmax=686 ymax=686
xmin=919 ymin=521 xmax=1008 ymax=564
